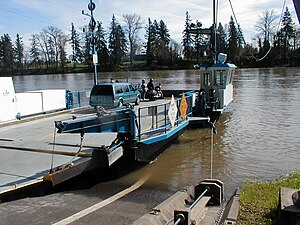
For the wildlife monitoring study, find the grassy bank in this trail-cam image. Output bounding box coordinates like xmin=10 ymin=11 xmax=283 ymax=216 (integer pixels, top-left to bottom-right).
xmin=238 ymin=172 xmax=300 ymax=225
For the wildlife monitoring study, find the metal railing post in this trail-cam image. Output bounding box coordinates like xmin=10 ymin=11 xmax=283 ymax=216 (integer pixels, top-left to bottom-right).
xmin=155 ymin=106 xmax=158 ymax=129
xmin=77 ymin=92 xmax=81 ymax=107
xmin=176 ymin=99 xmax=179 ymax=126
xmin=164 ymin=104 xmax=167 ymax=133
xmin=138 ymin=108 xmax=141 ymax=141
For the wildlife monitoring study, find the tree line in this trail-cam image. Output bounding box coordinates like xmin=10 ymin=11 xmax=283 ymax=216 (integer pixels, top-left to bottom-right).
xmin=0 ymin=7 xmax=299 ymax=76
xmin=183 ymin=7 xmax=300 ymax=67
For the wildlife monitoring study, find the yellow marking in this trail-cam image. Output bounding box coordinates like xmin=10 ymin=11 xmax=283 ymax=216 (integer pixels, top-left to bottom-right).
xmin=53 ymin=175 xmax=150 ymax=225
xmin=0 ymin=179 xmax=43 ymax=195
xmin=43 ymin=173 xmax=53 ymax=182
xmin=37 ymin=132 xmax=57 ymax=141
xmin=0 ymin=145 xmax=92 ymax=157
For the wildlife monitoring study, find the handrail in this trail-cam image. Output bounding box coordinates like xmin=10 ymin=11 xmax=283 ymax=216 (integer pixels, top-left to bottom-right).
xmin=137 ymin=91 xmax=195 ymax=141
xmin=66 ymin=90 xmax=91 ymax=109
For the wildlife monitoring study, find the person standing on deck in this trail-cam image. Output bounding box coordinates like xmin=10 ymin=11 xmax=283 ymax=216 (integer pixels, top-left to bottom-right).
xmin=147 ymin=78 xmax=154 ymax=90
xmin=141 ymin=79 xmax=146 ymax=100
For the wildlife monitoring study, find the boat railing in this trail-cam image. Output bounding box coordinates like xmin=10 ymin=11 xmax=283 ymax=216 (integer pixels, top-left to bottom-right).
xmin=137 ymin=91 xmax=194 ymax=141
xmin=66 ymin=90 xmax=91 ymax=109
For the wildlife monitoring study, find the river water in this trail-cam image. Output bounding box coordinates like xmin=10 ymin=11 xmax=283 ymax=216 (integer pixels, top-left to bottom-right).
xmin=12 ymin=67 xmax=300 ymax=195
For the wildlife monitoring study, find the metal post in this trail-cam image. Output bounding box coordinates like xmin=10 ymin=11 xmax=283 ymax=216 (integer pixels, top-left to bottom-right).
xmin=164 ymin=104 xmax=167 ymax=133
xmin=90 ymin=0 xmax=98 ymax=85
xmin=174 ymin=218 xmax=182 ymax=225
xmin=151 ymin=108 xmax=154 ymax=129
xmin=190 ymin=188 xmax=209 ymax=210
xmin=176 ymin=99 xmax=179 ymax=126
xmin=138 ymin=108 xmax=141 ymax=141
xmin=210 ymin=126 xmax=213 ymax=179
xmin=155 ymin=106 xmax=158 ymax=129
xmin=213 ymin=0 xmax=217 ymax=64
xmin=83 ymin=0 xmax=98 ymax=85
xmin=77 ymin=91 xmax=81 ymax=107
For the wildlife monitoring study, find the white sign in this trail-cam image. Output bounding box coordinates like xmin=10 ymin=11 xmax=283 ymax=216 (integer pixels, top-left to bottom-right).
xmin=168 ymin=95 xmax=178 ymax=127
xmin=93 ymin=54 xmax=98 ymax=64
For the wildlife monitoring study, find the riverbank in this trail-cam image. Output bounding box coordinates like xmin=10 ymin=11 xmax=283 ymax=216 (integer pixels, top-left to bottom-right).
xmin=238 ymin=172 xmax=300 ymax=225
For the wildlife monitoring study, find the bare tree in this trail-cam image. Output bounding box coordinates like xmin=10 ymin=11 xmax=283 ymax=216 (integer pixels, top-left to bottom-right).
xmin=36 ymin=31 xmax=50 ymax=69
xmin=123 ymin=13 xmax=143 ymax=68
xmin=45 ymin=26 xmax=66 ymax=69
xmin=35 ymin=26 xmax=67 ymax=70
xmin=255 ymin=10 xmax=278 ymax=45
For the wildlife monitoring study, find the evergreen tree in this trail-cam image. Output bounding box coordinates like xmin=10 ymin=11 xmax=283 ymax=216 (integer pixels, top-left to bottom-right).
xmin=14 ymin=34 xmax=24 ymax=69
xmin=182 ymin=11 xmax=193 ymax=61
xmin=145 ymin=18 xmax=155 ymax=65
xmin=281 ymin=7 xmax=294 ymax=38
xmin=274 ymin=7 xmax=295 ymax=64
xmin=182 ymin=12 xmax=208 ymax=63
xmin=83 ymin=31 xmax=92 ymax=68
xmin=157 ymin=20 xmax=171 ymax=65
xmin=0 ymin=37 xmax=3 ymax=72
xmin=152 ymin=19 xmax=160 ymax=56
xmin=217 ymin=22 xmax=227 ymax=54
xmin=59 ymin=37 xmax=67 ymax=72
xmin=145 ymin=18 xmax=171 ymax=66
xmin=0 ymin=34 xmax=14 ymax=72
xmin=108 ymin=14 xmax=127 ymax=70
xmin=281 ymin=7 xmax=294 ymax=63
xmin=70 ymin=23 xmax=82 ymax=66
xmin=158 ymin=20 xmax=170 ymax=47
xmin=227 ymin=16 xmax=238 ymax=63
xmin=95 ymin=21 xmax=109 ymax=70
xmin=192 ymin=21 xmax=205 ymax=63
xmin=30 ymin=34 xmax=40 ymax=68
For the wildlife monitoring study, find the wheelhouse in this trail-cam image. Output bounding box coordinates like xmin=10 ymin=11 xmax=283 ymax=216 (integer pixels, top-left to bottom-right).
xmin=199 ymin=63 xmax=236 ymax=110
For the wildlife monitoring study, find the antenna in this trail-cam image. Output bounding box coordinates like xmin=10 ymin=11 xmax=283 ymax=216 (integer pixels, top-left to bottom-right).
xmin=213 ymin=0 xmax=217 ymax=64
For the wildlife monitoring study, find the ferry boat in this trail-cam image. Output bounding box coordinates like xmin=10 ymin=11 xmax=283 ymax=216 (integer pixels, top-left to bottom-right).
xmin=193 ymin=53 xmax=236 ymax=122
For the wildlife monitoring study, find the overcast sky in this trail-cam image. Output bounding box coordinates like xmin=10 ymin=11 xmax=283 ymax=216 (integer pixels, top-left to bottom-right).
xmin=0 ymin=0 xmax=298 ymax=50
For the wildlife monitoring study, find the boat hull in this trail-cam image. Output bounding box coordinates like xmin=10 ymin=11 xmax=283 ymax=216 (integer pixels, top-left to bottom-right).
xmin=135 ymin=120 xmax=189 ymax=162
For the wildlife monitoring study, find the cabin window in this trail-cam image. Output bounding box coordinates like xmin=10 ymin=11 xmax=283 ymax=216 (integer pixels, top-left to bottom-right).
xmin=227 ymin=71 xmax=231 ymax=84
xmin=115 ymin=86 xmax=123 ymax=94
xmin=122 ymin=85 xmax=130 ymax=92
xmin=214 ymin=70 xmax=224 ymax=86
xmin=230 ymin=70 xmax=234 ymax=83
xmin=227 ymin=70 xmax=234 ymax=84
xmin=203 ymin=72 xmax=211 ymax=86
xmin=91 ymin=85 xmax=113 ymax=95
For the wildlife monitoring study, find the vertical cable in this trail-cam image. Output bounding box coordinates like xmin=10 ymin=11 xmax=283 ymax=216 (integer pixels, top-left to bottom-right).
xmin=50 ymin=126 xmax=57 ymax=173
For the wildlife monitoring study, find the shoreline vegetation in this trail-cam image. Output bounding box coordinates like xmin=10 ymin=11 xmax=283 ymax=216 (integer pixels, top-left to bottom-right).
xmin=238 ymin=172 xmax=300 ymax=225
xmin=1 ymin=60 xmax=299 ymax=77
xmin=0 ymin=60 xmax=195 ymax=76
